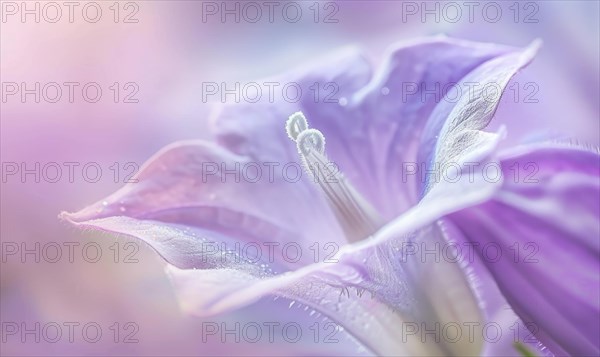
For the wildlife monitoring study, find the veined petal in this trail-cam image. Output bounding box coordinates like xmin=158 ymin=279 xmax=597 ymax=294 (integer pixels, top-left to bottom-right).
xmin=449 ymin=145 xmax=600 ymax=356
xmin=419 ymin=40 xmax=541 ymax=194
xmin=61 ymin=141 xmax=345 ymax=270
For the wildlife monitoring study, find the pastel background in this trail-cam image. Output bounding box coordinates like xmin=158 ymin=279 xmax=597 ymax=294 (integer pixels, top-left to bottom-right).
xmin=1 ymin=1 xmax=598 ymax=355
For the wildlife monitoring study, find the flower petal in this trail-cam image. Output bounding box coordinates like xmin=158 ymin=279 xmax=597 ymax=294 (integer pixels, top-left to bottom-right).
xmin=62 ymin=140 xmax=345 ymax=270
xmin=449 ymin=145 xmax=600 ymax=356
xmin=168 ymin=222 xmax=485 ymax=356
xmin=438 ymin=218 xmax=549 ymax=357
xmin=419 ymin=40 xmax=541 ymax=194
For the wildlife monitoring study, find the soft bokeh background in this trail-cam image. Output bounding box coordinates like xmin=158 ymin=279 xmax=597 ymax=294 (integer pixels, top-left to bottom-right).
xmin=1 ymin=1 xmax=598 ymax=355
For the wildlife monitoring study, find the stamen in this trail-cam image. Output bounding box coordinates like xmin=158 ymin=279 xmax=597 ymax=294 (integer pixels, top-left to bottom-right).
xmin=286 ymin=112 xmax=308 ymax=141
xmin=286 ymin=112 xmax=383 ymax=243
xmin=297 ymin=129 xmax=325 ymax=157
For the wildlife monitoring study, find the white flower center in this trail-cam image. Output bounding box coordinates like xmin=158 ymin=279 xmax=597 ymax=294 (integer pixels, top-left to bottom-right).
xmin=286 ymin=112 xmax=384 ymax=243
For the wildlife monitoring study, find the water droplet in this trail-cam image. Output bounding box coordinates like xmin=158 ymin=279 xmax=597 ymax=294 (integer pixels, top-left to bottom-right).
xmin=381 ymin=87 xmax=390 ymax=95
xmin=102 ymin=201 xmax=108 ymax=207
xmin=289 ymin=301 xmax=295 ymax=308
xmin=338 ymin=97 xmax=348 ymax=106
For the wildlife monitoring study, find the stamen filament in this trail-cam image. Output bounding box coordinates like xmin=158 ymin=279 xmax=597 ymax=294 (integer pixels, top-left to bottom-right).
xmin=286 ymin=112 xmax=383 ymax=243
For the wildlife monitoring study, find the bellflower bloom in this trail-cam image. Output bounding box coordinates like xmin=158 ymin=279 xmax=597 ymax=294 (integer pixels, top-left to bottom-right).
xmin=62 ymin=37 xmax=599 ymax=356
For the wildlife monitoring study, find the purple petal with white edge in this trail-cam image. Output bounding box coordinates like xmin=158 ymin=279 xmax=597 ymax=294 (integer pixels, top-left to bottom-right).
xmin=419 ymin=40 xmax=541 ymax=195
xmin=449 ymin=145 xmax=600 ymax=356
xmin=62 ymin=140 xmax=345 ymax=270
xmin=213 ymin=37 xmax=516 ymax=220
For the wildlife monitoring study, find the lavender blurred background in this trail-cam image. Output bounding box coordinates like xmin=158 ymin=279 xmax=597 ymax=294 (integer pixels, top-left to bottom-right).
xmin=1 ymin=1 xmax=598 ymax=355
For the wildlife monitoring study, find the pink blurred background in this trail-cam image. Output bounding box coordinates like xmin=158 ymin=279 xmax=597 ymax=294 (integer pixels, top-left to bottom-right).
xmin=1 ymin=1 xmax=598 ymax=355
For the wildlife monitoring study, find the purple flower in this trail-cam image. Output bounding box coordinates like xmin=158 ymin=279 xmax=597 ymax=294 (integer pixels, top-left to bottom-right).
xmin=62 ymin=37 xmax=599 ymax=356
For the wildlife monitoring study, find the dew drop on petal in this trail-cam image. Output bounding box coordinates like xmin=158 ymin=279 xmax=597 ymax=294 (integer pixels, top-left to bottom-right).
xmin=381 ymin=87 xmax=390 ymax=95
xmin=338 ymin=97 xmax=348 ymax=106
